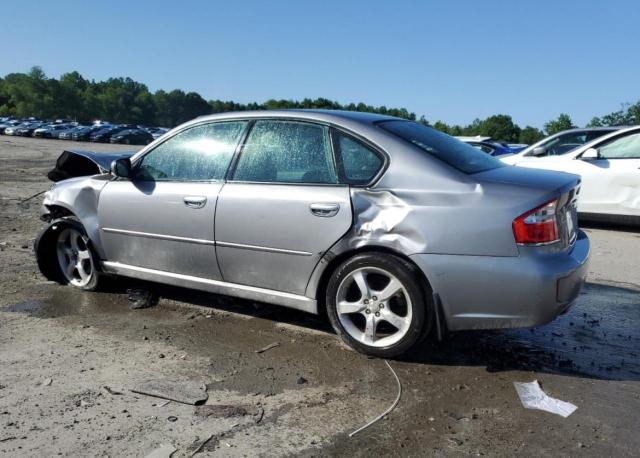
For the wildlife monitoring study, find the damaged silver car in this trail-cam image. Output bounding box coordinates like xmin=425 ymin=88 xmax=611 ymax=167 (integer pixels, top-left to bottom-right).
xmin=35 ymin=110 xmax=590 ymax=357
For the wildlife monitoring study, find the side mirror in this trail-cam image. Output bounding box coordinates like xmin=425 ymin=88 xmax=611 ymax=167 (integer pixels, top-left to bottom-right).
xmin=581 ymin=148 xmax=599 ymax=160
xmin=110 ymin=157 xmax=132 ymax=178
xmin=531 ymin=146 xmax=547 ymax=156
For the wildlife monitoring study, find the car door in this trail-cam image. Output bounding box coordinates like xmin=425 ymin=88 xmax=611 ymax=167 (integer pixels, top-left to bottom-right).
xmin=98 ymin=120 xmax=248 ymax=279
xmin=215 ymin=119 xmax=353 ymax=295
xmin=575 ymin=131 xmax=640 ymax=216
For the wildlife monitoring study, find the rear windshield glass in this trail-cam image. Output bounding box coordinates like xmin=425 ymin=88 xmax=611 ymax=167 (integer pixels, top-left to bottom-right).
xmin=378 ymin=120 xmax=504 ymax=174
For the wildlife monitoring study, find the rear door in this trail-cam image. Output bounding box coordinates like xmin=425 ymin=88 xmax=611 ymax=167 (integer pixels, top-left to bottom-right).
xmin=215 ymin=119 xmax=352 ymax=295
xmin=98 ymin=120 xmax=248 ymax=279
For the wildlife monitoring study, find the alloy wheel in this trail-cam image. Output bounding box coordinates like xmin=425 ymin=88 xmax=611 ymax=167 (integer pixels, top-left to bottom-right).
xmin=55 ymin=227 xmax=94 ymax=287
xmin=335 ymin=267 xmax=413 ymax=348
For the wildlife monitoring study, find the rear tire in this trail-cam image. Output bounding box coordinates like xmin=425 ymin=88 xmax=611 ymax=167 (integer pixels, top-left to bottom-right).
xmin=325 ymin=253 xmax=431 ymax=357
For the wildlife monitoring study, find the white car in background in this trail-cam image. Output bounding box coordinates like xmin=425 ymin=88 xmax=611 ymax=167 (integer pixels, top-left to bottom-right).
xmin=510 ymin=126 xmax=640 ymax=223
xmin=501 ymin=127 xmax=622 ymax=165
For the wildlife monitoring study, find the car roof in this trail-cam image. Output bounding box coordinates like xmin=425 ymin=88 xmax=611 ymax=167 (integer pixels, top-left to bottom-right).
xmin=195 ymin=109 xmax=402 ymax=125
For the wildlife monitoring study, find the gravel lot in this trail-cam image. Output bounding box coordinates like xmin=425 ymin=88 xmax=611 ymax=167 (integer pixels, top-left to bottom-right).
xmin=1 ymin=135 xmax=639 ymax=457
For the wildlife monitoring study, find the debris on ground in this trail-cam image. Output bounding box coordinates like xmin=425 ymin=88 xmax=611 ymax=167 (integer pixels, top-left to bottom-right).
xmin=296 ymin=376 xmax=308 ymax=385
xmin=103 ymin=385 xmax=122 ymax=395
xmin=255 ymin=406 xmax=265 ymax=424
xmin=154 ymin=400 xmax=171 ymax=407
xmin=189 ymin=434 xmax=214 ymax=457
xmin=255 ymin=342 xmax=280 ymax=354
xmin=144 ymin=443 xmax=177 ymax=458
xmin=513 ymin=380 xmax=577 ymax=417
xmin=167 ymin=416 xmax=178 ymax=422
xmin=196 ymin=404 xmax=248 ymax=418
xmin=127 ymin=288 xmax=159 ymax=309
xmin=43 ymin=378 xmax=52 ymax=386
xmin=131 ymin=380 xmax=208 ymax=405
xmin=349 ymin=360 xmax=402 ymax=437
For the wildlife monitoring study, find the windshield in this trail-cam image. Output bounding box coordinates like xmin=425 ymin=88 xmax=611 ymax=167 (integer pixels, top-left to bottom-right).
xmin=378 ymin=120 xmax=504 ymax=174
xmin=523 ymin=129 xmax=618 ymax=157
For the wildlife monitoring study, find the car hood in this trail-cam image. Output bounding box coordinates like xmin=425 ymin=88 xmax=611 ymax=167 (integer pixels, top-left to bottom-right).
xmin=47 ymin=149 xmax=135 ymax=182
xmin=474 ymin=164 xmax=579 ymax=194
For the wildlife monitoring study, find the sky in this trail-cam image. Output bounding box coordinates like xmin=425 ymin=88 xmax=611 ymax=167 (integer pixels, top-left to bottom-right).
xmin=1 ymin=0 xmax=638 ymax=129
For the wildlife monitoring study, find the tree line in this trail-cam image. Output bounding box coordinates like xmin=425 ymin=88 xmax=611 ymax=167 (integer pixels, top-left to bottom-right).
xmin=1 ymin=67 xmax=638 ymax=144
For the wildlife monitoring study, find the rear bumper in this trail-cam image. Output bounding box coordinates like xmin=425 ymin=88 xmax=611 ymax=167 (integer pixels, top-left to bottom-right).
xmin=410 ymin=229 xmax=590 ymax=331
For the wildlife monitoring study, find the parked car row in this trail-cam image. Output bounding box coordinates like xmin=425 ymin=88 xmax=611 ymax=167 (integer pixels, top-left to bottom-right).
xmin=0 ymin=117 xmax=167 ymax=145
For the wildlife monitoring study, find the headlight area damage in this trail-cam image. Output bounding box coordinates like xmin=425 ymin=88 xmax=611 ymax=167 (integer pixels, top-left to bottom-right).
xmin=37 ymin=150 xmax=135 ymax=275
xmin=47 ymin=149 xmax=134 ymax=182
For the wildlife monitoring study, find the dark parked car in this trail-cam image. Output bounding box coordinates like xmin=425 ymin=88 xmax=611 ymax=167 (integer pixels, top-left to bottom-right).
xmin=109 ymin=128 xmax=154 ymax=145
xmin=463 ymin=140 xmax=517 ymax=157
xmin=59 ymin=125 xmax=89 ymax=140
xmin=90 ymin=125 xmax=135 ymax=143
xmin=72 ymin=125 xmax=105 ymax=142
xmin=16 ymin=122 xmax=48 ymax=136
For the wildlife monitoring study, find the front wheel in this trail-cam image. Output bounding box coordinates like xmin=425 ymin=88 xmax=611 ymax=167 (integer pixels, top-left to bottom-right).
xmin=54 ymin=224 xmax=100 ymax=290
xmin=325 ymin=253 xmax=431 ymax=357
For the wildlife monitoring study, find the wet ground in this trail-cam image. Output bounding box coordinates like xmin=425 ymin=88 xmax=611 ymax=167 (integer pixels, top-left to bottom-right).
xmin=1 ymin=136 xmax=639 ymax=456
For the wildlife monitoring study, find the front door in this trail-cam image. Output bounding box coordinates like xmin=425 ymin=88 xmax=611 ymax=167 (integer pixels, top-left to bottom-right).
xmin=98 ymin=120 xmax=249 ymax=279
xmin=215 ymin=120 xmax=353 ymax=295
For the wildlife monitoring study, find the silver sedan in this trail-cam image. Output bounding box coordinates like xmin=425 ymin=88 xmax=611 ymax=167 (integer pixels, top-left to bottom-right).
xmin=35 ymin=110 xmax=590 ymax=357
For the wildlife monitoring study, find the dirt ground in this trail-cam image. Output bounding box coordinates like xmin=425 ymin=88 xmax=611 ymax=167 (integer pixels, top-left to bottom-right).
xmin=1 ymin=135 xmax=639 ymax=457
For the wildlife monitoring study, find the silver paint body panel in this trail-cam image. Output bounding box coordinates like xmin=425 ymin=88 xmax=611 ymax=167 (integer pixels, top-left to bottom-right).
xmin=40 ymin=109 xmax=590 ymax=331
xmin=97 ymin=180 xmax=223 ymax=279
xmin=215 ymin=183 xmax=352 ymax=295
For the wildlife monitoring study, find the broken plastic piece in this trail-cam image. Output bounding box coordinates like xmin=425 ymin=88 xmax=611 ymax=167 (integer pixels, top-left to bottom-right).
xmin=513 ymin=380 xmax=577 ymax=418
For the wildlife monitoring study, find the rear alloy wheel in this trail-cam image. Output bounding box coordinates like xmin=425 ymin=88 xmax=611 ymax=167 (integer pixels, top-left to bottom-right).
xmin=55 ymin=226 xmax=99 ymax=290
xmin=326 ymin=253 xmax=429 ymax=357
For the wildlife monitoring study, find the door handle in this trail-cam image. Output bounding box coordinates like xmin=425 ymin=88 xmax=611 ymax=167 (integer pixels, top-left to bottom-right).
xmin=309 ymin=202 xmax=340 ymax=217
xmin=183 ymin=196 xmax=207 ymax=209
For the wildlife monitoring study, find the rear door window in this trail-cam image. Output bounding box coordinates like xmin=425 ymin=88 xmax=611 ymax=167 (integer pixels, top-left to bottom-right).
xmin=232 ymin=120 xmax=337 ymax=184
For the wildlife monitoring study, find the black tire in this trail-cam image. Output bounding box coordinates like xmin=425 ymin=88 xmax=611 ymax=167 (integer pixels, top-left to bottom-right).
xmin=35 ymin=218 xmax=102 ymax=291
xmin=325 ymin=253 xmax=431 ymax=357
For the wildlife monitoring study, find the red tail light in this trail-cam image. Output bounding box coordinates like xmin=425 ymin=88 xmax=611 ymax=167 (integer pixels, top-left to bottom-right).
xmin=512 ymin=200 xmax=560 ymax=245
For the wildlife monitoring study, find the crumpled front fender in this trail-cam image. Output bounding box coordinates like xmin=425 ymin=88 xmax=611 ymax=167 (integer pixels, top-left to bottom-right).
xmin=41 ymin=175 xmax=110 ymax=258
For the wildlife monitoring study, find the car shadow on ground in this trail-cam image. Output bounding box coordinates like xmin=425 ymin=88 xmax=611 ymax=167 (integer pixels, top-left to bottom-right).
xmin=10 ymin=277 xmax=637 ymax=382
xmin=96 ymin=277 xmax=640 ymax=383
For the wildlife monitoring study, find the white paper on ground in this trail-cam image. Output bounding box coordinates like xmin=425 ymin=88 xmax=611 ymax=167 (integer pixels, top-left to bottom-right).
xmin=513 ymin=380 xmax=577 ymax=418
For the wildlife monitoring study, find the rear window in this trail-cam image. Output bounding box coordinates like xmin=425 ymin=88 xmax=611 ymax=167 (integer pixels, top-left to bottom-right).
xmin=378 ymin=120 xmax=504 ymax=174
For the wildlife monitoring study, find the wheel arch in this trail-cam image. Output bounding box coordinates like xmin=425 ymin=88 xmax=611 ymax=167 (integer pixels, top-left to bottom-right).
xmin=311 ymin=245 xmax=434 ymax=316
xmin=34 ymin=217 xmax=104 ymax=283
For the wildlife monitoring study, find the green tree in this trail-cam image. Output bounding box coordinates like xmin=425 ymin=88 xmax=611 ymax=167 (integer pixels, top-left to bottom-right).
xmin=519 ymin=126 xmax=545 ymax=144
xmin=544 ymin=113 xmax=574 ymax=135
xmin=476 ymin=114 xmax=520 ymax=142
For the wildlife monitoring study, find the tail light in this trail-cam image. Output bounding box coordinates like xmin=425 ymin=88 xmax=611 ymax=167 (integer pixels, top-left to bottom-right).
xmin=512 ymin=199 xmax=560 ymax=245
